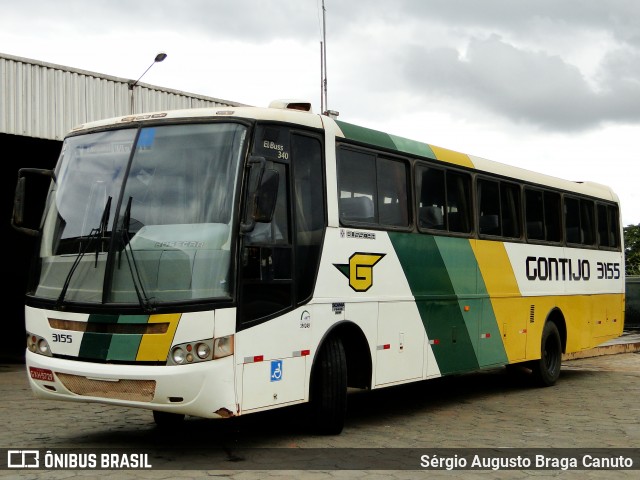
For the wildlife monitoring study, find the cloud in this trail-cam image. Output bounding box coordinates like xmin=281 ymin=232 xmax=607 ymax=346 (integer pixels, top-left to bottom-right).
xmin=317 ymin=1 xmax=640 ymax=131
xmin=398 ymin=35 xmax=640 ymax=131
xmin=16 ymin=0 xmax=325 ymax=42
xmin=3 ymin=0 xmax=640 ymax=132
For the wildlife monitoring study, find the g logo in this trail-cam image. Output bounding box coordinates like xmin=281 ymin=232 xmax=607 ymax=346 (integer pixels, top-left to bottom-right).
xmin=334 ymin=253 xmax=385 ymax=292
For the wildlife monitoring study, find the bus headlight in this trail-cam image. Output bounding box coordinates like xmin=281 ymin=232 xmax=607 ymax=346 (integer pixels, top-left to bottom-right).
xmin=171 ymin=347 xmax=186 ymax=365
xmin=26 ymin=332 xmax=52 ymax=357
xmin=167 ymin=339 xmax=215 ymax=365
xmin=38 ymin=339 xmax=50 ymax=355
xmin=196 ymin=342 xmax=211 ymax=359
xmin=167 ymin=337 xmax=232 ymax=365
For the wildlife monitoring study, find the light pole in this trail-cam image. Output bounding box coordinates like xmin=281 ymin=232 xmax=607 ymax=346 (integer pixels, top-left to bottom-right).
xmin=129 ymin=52 xmax=167 ymax=113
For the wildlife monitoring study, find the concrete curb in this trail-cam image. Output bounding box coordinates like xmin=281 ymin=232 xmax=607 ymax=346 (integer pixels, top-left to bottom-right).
xmin=563 ymin=332 xmax=640 ymax=360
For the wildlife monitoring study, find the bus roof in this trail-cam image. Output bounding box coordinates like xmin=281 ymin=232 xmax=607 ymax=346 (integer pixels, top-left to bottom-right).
xmin=331 ymin=119 xmax=619 ymax=203
xmin=69 ymin=104 xmax=619 ymax=203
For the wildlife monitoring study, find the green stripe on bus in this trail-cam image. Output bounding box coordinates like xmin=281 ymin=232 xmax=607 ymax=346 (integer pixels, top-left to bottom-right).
xmin=118 ymin=315 xmax=149 ymax=324
xmin=78 ymin=314 xmax=148 ymax=361
xmin=336 ymin=120 xmax=437 ymax=159
xmin=78 ymin=332 xmax=112 ymax=360
xmin=434 ymin=237 xmax=507 ymax=367
xmin=388 ymin=133 xmax=436 ymax=159
xmin=388 ymin=233 xmax=507 ymax=374
xmin=106 ymin=315 xmax=148 ymax=361
xmin=78 ymin=314 xmax=118 ymax=360
xmin=107 ymin=334 xmax=143 ymax=361
xmin=336 ymin=121 xmax=397 ymax=150
xmin=87 ymin=313 xmax=119 ymax=325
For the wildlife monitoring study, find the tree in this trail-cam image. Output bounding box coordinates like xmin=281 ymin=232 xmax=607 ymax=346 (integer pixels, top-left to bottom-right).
xmin=624 ymin=224 xmax=640 ymax=276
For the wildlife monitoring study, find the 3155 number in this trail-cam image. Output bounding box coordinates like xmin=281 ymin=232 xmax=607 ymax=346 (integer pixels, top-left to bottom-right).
xmin=596 ymin=262 xmax=621 ymax=280
xmin=52 ymin=333 xmax=72 ymax=343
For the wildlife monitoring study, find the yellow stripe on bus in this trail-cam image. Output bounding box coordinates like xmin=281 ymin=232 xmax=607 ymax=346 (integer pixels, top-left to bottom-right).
xmin=471 ymin=240 xmax=624 ymax=361
xmin=471 ymin=240 xmax=528 ymax=362
xmin=472 ymin=240 xmax=520 ymax=296
xmin=430 ymin=145 xmax=475 ymax=168
xmin=136 ymin=313 xmax=181 ymax=361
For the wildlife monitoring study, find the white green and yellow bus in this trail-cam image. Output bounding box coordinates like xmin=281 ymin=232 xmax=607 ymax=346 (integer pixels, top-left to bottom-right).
xmin=13 ymin=100 xmax=625 ymax=434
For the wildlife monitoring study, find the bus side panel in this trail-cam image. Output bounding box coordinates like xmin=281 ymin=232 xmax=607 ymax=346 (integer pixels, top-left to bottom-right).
xmin=388 ymin=233 xmax=508 ymax=375
xmin=314 ymin=228 xmax=440 ymax=385
xmin=375 ymin=301 xmax=424 ymax=386
xmin=472 ymin=240 xmax=530 ymax=362
xmin=504 ymin=243 xmax=625 ymax=355
xmin=235 ymin=305 xmax=326 ymax=414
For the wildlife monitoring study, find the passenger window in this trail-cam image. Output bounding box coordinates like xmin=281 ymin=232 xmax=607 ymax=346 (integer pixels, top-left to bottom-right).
xmin=597 ymin=204 xmax=620 ymax=249
xmin=478 ymin=179 xmax=501 ymax=236
xmin=525 ymin=189 xmax=544 ymax=240
xmin=544 ymin=191 xmax=562 ymax=242
xmin=377 ymin=158 xmax=409 ymax=227
xmin=501 ymin=182 xmax=521 ymax=238
xmin=337 ymin=147 xmax=409 ymax=228
xmin=565 ymin=196 xmax=596 ymax=246
xmin=416 ymin=166 xmax=446 ymax=230
xmin=580 ymin=200 xmax=595 ymax=246
xmin=597 ymin=204 xmax=612 ymax=248
xmin=338 ymin=149 xmax=376 ymax=224
xmin=416 ymin=165 xmax=472 ymax=234
xmin=608 ymin=206 xmax=620 ymax=248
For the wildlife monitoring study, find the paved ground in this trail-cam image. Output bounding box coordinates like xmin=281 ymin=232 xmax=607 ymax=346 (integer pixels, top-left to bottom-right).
xmin=2 ymin=332 xmax=640 ymax=479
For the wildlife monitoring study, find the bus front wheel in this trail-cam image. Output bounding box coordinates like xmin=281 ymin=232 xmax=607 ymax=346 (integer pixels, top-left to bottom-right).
xmin=530 ymin=321 xmax=562 ymax=387
xmin=309 ymin=335 xmax=347 ymax=435
xmin=153 ymin=410 xmax=185 ymax=428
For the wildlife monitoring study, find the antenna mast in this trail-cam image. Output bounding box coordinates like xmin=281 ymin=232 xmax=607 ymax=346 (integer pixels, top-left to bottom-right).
xmin=321 ymin=0 xmax=328 ymax=114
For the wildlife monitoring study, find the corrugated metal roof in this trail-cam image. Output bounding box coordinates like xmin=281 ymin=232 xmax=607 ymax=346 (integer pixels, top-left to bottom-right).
xmin=0 ymin=52 xmax=243 ymax=141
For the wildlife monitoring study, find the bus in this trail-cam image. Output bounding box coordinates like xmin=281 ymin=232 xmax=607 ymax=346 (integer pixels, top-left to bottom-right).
xmin=12 ymin=100 xmax=625 ymax=434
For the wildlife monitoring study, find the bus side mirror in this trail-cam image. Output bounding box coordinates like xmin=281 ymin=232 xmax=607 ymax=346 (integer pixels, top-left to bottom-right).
xmin=12 ymin=176 xmax=27 ymax=228
xmin=12 ymin=168 xmax=56 ymax=236
xmin=253 ymin=169 xmax=279 ymax=223
xmin=240 ymin=157 xmax=279 ymax=233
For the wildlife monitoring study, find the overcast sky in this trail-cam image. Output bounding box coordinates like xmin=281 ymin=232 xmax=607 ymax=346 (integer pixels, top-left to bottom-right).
xmin=1 ymin=0 xmax=639 ymax=225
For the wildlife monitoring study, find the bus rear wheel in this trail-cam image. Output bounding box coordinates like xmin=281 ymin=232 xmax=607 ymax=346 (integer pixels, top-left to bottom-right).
xmin=530 ymin=321 xmax=562 ymax=387
xmin=309 ymin=335 xmax=347 ymax=435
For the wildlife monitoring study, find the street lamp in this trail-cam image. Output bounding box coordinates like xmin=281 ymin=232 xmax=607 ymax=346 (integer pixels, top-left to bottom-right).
xmin=129 ymin=52 xmax=167 ymax=113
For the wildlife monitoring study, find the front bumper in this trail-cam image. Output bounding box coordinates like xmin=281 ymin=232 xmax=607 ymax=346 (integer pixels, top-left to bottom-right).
xmin=25 ymin=350 xmax=237 ymax=419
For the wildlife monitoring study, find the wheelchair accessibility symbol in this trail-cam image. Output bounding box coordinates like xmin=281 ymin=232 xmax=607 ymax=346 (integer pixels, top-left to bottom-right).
xmin=270 ymin=360 xmax=283 ymax=382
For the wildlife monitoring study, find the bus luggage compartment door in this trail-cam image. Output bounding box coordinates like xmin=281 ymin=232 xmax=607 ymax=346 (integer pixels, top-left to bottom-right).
xmin=241 ymin=356 xmax=306 ymax=411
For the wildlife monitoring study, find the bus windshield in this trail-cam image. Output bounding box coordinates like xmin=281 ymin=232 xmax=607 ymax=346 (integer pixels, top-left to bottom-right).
xmin=35 ymin=122 xmax=247 ymax=306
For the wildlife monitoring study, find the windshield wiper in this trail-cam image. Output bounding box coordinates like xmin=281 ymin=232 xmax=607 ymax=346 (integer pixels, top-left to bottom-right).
xmin=120 ymin=196 xmax=155 ymax=312
xmin=56 ymin=197 xmax=112 ymax=307
xmin=95 ymin=196 xmax=112 ymax=267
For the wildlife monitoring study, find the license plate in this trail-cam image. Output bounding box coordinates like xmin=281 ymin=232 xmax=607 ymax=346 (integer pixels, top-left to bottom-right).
xmin=29 ymin=367 xmax=55 ymax=382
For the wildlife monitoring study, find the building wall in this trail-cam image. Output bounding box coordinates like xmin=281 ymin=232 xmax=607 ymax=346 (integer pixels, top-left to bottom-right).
xmin=3 ymin=133 xmax=62 ymax=362
xmin=1 ymin=52 xmax=242 ymax=361
xmin=0 ymin=52 xmax=242 ymax=141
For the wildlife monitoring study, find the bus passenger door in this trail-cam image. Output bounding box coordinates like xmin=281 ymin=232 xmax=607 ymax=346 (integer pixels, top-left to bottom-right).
xmin=239 ymin=160 xmax=293 ymax=324
xmin=238 ymin=159 xmax=300 ymax=411
xmin=237 ymin=129 xmax=326 ymax=413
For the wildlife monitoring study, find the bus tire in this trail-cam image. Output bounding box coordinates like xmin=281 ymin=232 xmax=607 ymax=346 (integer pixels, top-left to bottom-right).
xmin=310 ymin=335 xmax=347 ymax=435
xmin=531 ymin=321 xmax=562 ymax=387
xmin=153 ymin=410 xmax=185 ymax=428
